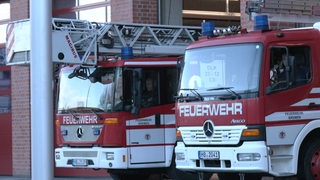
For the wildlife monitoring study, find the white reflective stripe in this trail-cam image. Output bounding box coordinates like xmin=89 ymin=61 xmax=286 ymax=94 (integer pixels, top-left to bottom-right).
xmin=291 ymin=98 xmax=320 ymax=106
xmin=164 ymin=114 xmax=175 ymax=125
xmin=265 ymin=110 xmax=320 ymax=122
xmin=310 ymin=87 xmax=320 ymax=94
xmin=126 ymin=114 xmax=175 ymax=126
xmin=126 ymin=115 xmax=155 ymax=126
xmin=6 ymin=23 xmax=15 ymax=62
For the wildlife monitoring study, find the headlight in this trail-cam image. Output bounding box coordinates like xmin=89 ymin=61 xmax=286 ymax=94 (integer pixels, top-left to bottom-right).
xmin=237 ymin=153 xmax=261 ymax=161
xmin=106 ymin=152 xmax=114 ymax=160
xmin=176 ymin=152 xmax=185 ymax=160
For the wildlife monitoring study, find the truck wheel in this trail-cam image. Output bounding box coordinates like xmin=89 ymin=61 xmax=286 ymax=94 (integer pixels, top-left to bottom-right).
xmin=298 ymin=138 xmax=320 ymax=180
xmin=109 ymin=172 xmax=121 ymax=180
xmin=166 ymin=169 xmax=211 ymax=180
xmin=109 ymin=172 xmax=150 ymax=180
xmin=218 ymin=173 xmax=239 ymax=180
xmin=166 ymin=158 xmax=212 ymax=180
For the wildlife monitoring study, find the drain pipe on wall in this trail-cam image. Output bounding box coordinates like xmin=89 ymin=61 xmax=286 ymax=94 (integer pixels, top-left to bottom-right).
xmin=158 ymin=0 xmax=162 ymax=24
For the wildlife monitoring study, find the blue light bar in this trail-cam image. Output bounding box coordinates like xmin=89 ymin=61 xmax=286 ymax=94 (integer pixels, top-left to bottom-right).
xmin=254 ymin=15 xmax=269 ymax=31
xmin=201 ymin=21 xmax=215 ymax=36
xmin=121 ymin=47 xmax=133 ymax=59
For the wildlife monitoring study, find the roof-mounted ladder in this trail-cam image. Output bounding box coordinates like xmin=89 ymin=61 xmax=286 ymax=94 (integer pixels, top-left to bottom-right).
xmin=6 ymin=18 xmax=201 ymax=65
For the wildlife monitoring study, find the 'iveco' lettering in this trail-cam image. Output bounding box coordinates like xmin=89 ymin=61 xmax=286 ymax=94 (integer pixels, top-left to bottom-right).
xmin=179 ymin=103 xmax=242 ymax=117
xmin=62 ymin=115 xmax=98 ymax=124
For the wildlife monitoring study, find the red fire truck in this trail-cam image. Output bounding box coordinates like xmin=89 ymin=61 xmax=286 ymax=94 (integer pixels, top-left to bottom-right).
xmin=6 ymin=18 xmax=202 ymax=179
xmin=174 ymin=16 xmax=320 ymax=180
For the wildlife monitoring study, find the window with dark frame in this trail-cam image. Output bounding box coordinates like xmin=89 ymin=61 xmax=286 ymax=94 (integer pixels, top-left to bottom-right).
xmin=269 ymin=46 xmax=311 ymax=90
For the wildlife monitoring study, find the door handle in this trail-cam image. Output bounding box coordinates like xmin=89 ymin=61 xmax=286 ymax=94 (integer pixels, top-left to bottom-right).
xmin=308 ymin=102 xmax=320 ymax=108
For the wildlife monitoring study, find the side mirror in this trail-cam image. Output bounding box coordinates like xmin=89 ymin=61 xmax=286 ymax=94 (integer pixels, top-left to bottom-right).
xmin=68 ymin=66 xmax=90 ymax=80
xmin=131 ymin=106 xmax=140 ymax=115
xmin=265 ymin=86 xmax=273 ymax=94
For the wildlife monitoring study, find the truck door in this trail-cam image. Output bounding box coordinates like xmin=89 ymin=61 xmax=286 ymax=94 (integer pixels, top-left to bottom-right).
xmin=265 ymin=45 xmax=312 ymax=144
xmin=128 ymin=68 xmax=177 ymax=164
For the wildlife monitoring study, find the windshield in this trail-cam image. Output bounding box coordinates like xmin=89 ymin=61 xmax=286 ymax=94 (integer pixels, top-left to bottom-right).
xmin=180 ymin=43 xmax=263 ymax=98
xmin=57 ymin=66 xmax=123 ymax=113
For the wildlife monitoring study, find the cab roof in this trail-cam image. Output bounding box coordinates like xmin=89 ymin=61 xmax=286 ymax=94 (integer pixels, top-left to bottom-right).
xmin=187 ymin=27 xmax=320 ymax=49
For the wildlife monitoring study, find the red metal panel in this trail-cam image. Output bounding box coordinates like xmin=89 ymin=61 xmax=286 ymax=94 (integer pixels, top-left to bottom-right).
xmin=0 ymin=113 xmax=12 ymax=175
xmin=0 ymin=66 xmax=12 ymax=175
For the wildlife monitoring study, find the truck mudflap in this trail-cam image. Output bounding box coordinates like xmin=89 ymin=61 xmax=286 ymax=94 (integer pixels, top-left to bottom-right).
xmin=174 ymin=141 xmax=269 ymax=173
xmin=55 ymin=147 xmax=128 ymax=169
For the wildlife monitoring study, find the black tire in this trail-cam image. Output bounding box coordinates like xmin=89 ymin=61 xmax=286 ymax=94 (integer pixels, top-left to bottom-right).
xmin=218 ymin=173 xmax=262 ymax=180
xmin=109 ymin=173 xmax=121 ymax=180
xmin=218 ymin=173 xmax=239 ymax=180
xmin=109 ymin=172 xmax=150 ymax=180
xmin=298 ymin=138 xmax=320 ymax=180
xmin=166 ymin=158 xmax=212 ymax=180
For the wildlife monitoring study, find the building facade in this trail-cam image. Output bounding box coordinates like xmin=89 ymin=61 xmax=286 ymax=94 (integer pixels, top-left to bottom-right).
xmin=0 ymin=0 xmax=319 ymax=177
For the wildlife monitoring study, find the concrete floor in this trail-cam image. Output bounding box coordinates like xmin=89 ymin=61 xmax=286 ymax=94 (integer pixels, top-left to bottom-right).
xmin=0 ymin=173 xmax=299 ymax=180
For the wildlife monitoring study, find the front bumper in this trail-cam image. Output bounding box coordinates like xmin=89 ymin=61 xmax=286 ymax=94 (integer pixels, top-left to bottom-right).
xmin=55 ymin=147 xmax=128 ymax=169
xmin=174 ymin=141 xmax=269 ymax=173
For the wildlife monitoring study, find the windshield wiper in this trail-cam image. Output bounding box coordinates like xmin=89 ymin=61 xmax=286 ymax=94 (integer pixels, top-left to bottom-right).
xmin=65 ymin=109 xmax=79 ymax=120
xmin=77 ymin=107 xmax=103 ymax=120
xmin=66 ymin=107 xmax=103 ymax=120
xmin=179 ymin=88 xmax=204 ymax=101
xmin=207 ymin=87 xmax=241 ymax=100
xmin=88 ymin=108 xmax=103 ymax=120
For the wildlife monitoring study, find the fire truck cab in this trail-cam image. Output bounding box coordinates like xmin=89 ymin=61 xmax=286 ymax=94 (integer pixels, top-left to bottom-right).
xmin=55 ymin=57 xmax=181 ymax=179
xmin=175 ymin=16 xmax=320 ymax=179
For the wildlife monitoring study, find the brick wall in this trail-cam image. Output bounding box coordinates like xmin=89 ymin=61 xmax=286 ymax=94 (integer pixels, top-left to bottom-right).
xmin=110 ymin=0 xmax=158 ymax=24
xmin=10 ymin=0 xmax=29 ymax=21
xmin=11 ymin=66 xmax=31 ymax=176
xmin=240 ymin=0 xmax=253 ymax=31
xmin=240 ymin=0 xmax=297 ymax=31
xmin=110 ymin=0 xmax=133 ymax=23
xmin=10 ymin=0 xmax=31 ymax=177
xmin=269 ymin=21 xmax=296 ymax=29
xmin=132 ymin=0 xmax=158 ymax=24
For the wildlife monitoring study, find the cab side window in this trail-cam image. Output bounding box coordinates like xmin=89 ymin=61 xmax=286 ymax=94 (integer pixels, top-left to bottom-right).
xmin=269 ymin=46 xmax=311 ymax=91
xmin=291 ymin=46 xmax=311 ymax=86
xmin=141 ymin=67 xmax=178 ymax=108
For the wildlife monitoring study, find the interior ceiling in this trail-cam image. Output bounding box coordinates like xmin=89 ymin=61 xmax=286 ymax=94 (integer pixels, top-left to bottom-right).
xmin=183 ymin=0 xmax=240 ymax=27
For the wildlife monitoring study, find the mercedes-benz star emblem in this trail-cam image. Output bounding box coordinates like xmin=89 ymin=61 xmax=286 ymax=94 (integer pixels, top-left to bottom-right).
xmin=203 ymin=120 xmax=214 ymax=137
xmin=76 ymin=127 xmax=84 ymax=138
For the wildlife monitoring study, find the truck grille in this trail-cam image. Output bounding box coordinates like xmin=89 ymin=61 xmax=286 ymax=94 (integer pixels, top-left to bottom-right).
xmin=179 ymin=125 xmax=246 ymax=145
xmin=61 ymin=124 xmax=103 ymax=142
xmin=63 ymin=151 xmax=98 ymax=158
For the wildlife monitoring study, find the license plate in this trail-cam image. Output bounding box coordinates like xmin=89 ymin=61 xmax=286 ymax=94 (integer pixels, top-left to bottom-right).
xmin=72 ymin=159 xmax=88 ymax=166
xmin=198 ymin=151 xmax=220 ymax=160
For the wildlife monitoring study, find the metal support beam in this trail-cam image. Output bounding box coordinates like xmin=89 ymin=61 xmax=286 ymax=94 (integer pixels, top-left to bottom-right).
xmin=30 ymin=1 xmax=53 ymax=180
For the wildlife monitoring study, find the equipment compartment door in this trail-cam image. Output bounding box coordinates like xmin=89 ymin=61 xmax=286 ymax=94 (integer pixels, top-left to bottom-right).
xmin=127 ymin=115 xmax=165 ymax=164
